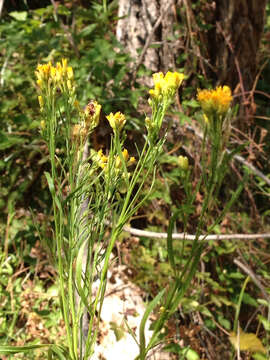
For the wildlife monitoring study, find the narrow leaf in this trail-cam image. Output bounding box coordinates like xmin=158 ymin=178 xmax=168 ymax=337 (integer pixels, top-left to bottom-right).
xmin=139 ymin=289 xmax=165 ymax=357
xmin=167 ymin=210 xmax=181 ymax=273
xmin=0 ymin=344 xmax=49 ymax=354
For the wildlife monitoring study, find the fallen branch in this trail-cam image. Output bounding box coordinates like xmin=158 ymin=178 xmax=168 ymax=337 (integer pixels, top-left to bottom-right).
xmin=123 ymin=225 xmax=270 ymax=241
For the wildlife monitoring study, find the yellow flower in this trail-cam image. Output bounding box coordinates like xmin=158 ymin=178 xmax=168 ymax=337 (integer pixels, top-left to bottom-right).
xmin=38 ymin=95 xmax=44 ymax=111
xmin=96 ymin=149 xmax=108 ymax=169
xmin=149 ymin=71 xmax=184 ymax=101
xmin=67 ymin=66 xmax=74 ymax=80
xmin=35 ymin=62 xmax=52 ymax=81
xmin=122 ymin=148 xmax=129 ymax=162
xmin=164 ymin=71 xmax=184 ymax=89
xmin=67 ymin=79 xmax=72 ymax=91
xmin=55 ymin=65 xmax=63 ymax=82
xmin=197 ymin=85 xmax=232 ymax=117
xmin=35 ymin=59 xmax=75 ymax=92
xmin=40 ymin=120 xmax=45 ymax=129
xmin=36 ymin=79 xmax=42 ymax=87
xmin=106 ymin=112 xmax=126 ymax=133
xmin=128 ymin=156 xmax=136 ymax=166
xmin=50 ymin=66 xmax=57 ymax=80
xmin=115 ymin=149 xmax=135 ymax=168
xmin=61 ymin=58 xmax=67 ymax=72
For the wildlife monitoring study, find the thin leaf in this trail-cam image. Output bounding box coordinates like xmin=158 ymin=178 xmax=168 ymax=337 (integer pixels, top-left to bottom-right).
xmin=139 ymin=289 xmax=165 ymax=358
xmin=123 ymin=318 xmax=139 ymax=347
xmin=0 ymin=344 xmax=49 ymax=354
xmin=75 ymin=240 xmax=91 ymax=314
xmin=44 ymin=171 xmax=62 ymax=211
xmin=167 ymin=210 xmax=181 ymax=273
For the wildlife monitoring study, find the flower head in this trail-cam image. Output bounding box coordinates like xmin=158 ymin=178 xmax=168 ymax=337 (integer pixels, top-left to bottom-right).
xmin=106 ymin=112 xmax=126 ymax=133
xmin=197 ymin=86 xmax=232 ymax=117
xmin=35 ymin=59 xmax=75 ymax=94
xmin=40 ymin=120 xmax=45 ymax=130
xmin=96 ymin=149 xmax=108 ymax=169
xmin=96 ymin=148 xmax=135 ymax=172
xmin=115 ymin=149 xmax=136 ymax=168
xmin=35 ymin=62 xmax=53 ymax=82
xmin=149 ymin=71 xmax=184 ymax=102
xmin=67 ymin=66 xmax=74 ymax=80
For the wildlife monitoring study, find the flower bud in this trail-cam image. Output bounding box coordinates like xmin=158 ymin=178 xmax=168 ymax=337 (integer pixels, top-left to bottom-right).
xmin=178 ymin=155 xmax=189 ymax=171
xmin=38 ymin=95 xmax=44 ymax=111
xmin=106 ymin=112 xmax=126 ymax=133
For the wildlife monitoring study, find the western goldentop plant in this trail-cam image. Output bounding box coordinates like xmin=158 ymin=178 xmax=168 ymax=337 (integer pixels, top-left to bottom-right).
xmin=197 ymin=85 xmax=236 ymax=209
xmin=33 ymin=60 xmax=185 ymax=359
xmin=0 ymin=61 xmax=242 ymax=360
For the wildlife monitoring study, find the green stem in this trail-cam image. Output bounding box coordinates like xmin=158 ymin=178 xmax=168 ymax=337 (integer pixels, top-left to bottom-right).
xmin=48 ymin=101 xmax=75 ymax=359
xmin=234 ymin=276 xmax=250 ymax=332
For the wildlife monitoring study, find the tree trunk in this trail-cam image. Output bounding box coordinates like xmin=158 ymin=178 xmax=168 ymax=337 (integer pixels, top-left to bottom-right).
xmin=116 ymin=0 xmax=178 ymax=74
xmin=204 ymin=0 xmax=267 ymax=91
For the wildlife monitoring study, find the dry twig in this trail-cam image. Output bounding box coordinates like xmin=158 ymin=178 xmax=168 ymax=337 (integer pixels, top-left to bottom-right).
xmin=123 ymin=225 xmax=270 ymax=242
xmin=234 ymin=258 xmax=270 ymax=302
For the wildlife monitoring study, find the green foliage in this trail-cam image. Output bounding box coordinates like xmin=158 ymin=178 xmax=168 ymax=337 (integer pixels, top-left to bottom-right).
xmin=0 ymin=1 xmax=143 ymax=217
xmin=0 ymin=1 xmax=270 ymax=359
xmin=0 ymin=218 xmax=64 ymax=359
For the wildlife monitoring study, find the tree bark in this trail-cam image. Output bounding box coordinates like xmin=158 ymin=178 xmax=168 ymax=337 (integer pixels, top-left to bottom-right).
xmin=116 ymin=0 xmax=178 ymax=74
xmin=204 ymin=0 xmax=267 ymax=90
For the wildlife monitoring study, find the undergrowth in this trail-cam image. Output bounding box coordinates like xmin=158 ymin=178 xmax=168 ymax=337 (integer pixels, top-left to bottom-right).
xmin=0 ymin=1 xmax=269 ymax=360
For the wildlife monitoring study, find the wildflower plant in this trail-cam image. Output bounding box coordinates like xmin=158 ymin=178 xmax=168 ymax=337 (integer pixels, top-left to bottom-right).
xmin=197 ymin=85 xmax=237 ymax=209
xmin=0 ymin=61 xmax=183 ymax=360
xmin=133 ymin=84 xmax=243 ymax=360
xmin=0 ymin=59 xmax=243 ymax=360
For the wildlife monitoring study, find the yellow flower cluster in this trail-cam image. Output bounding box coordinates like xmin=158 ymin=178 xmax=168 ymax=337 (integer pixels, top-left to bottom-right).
xmin=115 ymin=149 xmax=135 ymax=168
xmin=35 ymin=58 xmax=75 ymax=94
xmin=106 ymin=112 xmax=126 ymax=133
xmin=96 ymin=149 xmax=135 ymax=171
xmin=149 ymin=71 xmax=184 ymax=101
xmin=197 ymin=86 xmax=232 ymax=117
xmin=96 ymin=149 xmax=109 ymax=169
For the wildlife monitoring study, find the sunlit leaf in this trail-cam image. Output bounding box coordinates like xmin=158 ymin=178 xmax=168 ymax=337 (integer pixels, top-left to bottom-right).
xmin=229 ymin=330 xmax=266 ymax=354
xmin=258 ymin=315 xmax=270 ymax=332
xmin=9 ymin=11 xmax=28 ymax=21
